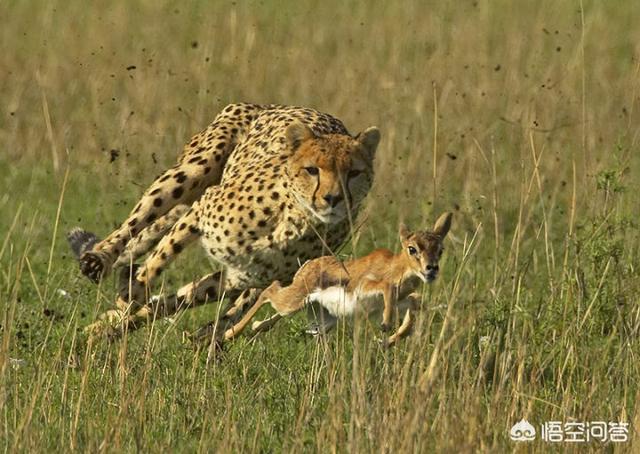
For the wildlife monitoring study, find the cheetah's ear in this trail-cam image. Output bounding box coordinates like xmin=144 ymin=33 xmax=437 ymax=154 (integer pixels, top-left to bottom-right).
xmin=433 ymin=212 xmax=453 ymax=238
xmin=399 ymin=223 xmax=411 ymax=242
xmin=356 ymin=127 xmax=381 ymax=158
xmin=286 ymin=122 xmax=315 ymax=150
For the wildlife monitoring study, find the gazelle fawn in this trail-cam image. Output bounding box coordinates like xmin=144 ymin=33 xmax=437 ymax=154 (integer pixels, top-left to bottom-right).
xmin=224 ymin=212 xmax=452 ymax=346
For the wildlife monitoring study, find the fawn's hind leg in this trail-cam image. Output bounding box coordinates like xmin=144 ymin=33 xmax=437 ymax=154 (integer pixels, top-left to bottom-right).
xmin=223 ymin=280 xmax=309 ymax=340
xmin=222 ymin=282 xmax=282 ymax=340
xmin=251 ymin=314 xmax=282 ymax=333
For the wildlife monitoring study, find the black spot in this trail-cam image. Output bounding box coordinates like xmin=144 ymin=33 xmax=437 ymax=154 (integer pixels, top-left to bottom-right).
xmin=128 ymin=218 xmax=138 ymax=227
xmin=150 ymin=188 xmax=161 ymax=195
xmin=172 ymin=187 xmax=184 ymax=199
xmin=146 ymin=213 xmax=157 ymax=223
xmin=174 ymin=172 xmax=187 ymax=183
xmin=271 ymin=192 xmax=280 ymax=200
xmin=153 ymin=198 xmax=163 ymax=207
xmin=173 ymin=243 xmax=183 ymax=253
xmin=258 ymin=220 xmax=267 ymax=228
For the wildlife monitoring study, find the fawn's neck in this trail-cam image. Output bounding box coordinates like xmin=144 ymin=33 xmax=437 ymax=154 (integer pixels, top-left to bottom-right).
xmin=383 ymin=252 xmax=417 ymax=284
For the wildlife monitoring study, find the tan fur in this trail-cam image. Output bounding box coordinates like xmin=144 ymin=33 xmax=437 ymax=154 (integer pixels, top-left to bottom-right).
xmin=224 ymin=212 xmax=452 ymax=346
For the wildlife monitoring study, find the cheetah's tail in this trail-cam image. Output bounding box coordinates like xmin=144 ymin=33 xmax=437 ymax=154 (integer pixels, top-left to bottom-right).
xmin=67 ymin=228 xmax=100 ymax=259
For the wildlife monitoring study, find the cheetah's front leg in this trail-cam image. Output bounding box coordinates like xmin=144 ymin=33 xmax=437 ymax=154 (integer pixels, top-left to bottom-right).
xmin=77 ymin=105 xmax=254 ymax=283
xmin=114 ymin=207 xmax=202 ymax=311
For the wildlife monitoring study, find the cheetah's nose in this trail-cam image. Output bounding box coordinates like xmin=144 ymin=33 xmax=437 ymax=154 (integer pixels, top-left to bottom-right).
xmin=323 ymin=194 xmax=343 ymax=208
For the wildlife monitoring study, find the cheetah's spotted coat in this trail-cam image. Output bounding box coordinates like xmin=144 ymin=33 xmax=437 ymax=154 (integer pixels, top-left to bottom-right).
xmin=69 ymin=103 xmax=380 ymax=338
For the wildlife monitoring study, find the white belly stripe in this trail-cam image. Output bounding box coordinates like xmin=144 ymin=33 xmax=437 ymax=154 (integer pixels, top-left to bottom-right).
xmin=307 ymin=286 xmax=359 ymax=317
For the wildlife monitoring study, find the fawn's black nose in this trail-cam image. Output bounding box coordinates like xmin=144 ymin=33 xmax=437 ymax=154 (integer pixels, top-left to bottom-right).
xmin=426 ymin=264 xmax=439 ymax=271
xmin=323 ymin=194 xmax=343 ymax=207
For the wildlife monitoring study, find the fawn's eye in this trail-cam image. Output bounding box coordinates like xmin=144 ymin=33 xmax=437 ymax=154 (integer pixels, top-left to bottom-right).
xmin=408 ymin=246 xmax=417 ymax=256
xmin=304 ymin=166 xmax=319 ymax=176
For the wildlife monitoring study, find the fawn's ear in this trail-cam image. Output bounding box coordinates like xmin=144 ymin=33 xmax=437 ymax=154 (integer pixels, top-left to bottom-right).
xmin=399 ymin=223 xmax=411 ymax=242
xmin=433 ymin=212 xmax=453 ymax=238
xmin=285 ymin=121 xmax=315 ymax=151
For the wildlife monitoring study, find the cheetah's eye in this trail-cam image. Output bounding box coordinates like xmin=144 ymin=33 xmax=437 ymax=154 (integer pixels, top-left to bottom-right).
xmin=347 ymin=169 xmax=362 ymax=179
xmin=304 ymin=166 xmax=319 ymax=176
xmin=408 ymin=246 xmax=417 ymax=256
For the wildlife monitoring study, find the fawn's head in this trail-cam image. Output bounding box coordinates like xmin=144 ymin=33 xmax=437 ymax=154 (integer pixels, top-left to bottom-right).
xmin=399 ymin=212 xmax=452 ymax=283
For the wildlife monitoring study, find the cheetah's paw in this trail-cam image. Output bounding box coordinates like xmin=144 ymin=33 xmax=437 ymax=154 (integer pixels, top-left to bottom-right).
xmin=79 ymin=250 xmax=113 ymax=284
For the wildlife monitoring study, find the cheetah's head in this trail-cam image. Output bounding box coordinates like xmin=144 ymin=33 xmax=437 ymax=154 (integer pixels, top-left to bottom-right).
xmin=285 ymin=122 xmax=380 ymax=224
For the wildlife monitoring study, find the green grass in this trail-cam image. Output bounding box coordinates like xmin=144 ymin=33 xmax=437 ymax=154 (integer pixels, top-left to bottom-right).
xmin=1 ymin=0 xmax=640 ymax=452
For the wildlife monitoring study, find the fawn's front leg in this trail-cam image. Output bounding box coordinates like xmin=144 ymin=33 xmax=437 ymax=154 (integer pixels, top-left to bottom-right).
xmin=385 ymin=309 xmax=413 ymax=347
xmin=384 ymin=291 xmax=421 ymax=347
xmin=380 ymin=284 xmax=395 ymax=332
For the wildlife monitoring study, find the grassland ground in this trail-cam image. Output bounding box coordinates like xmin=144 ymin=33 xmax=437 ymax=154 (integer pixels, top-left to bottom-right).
xmin=1 ymin=0 xmax=639 ymax=452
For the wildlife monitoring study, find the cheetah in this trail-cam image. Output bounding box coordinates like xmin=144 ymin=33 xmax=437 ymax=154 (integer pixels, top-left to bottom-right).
xmin=221 ymin=213 xmax=452 ymax=347
xmin=68 ymin=103 xmax=380 ymax=339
